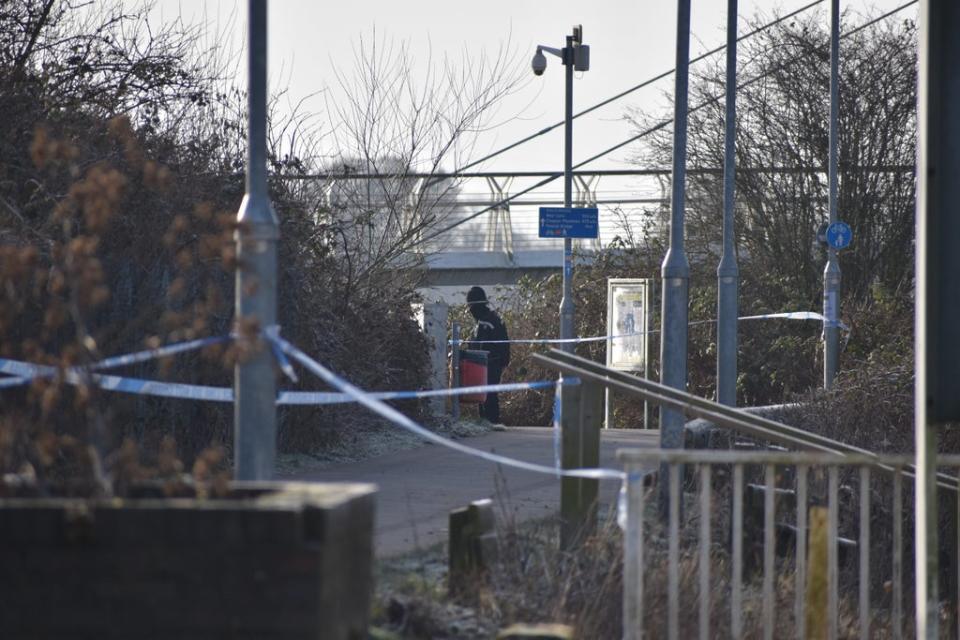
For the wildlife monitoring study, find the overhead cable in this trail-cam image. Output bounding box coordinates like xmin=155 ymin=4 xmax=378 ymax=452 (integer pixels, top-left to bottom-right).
xmin=414 ymin=0 xmax=918 ymax=246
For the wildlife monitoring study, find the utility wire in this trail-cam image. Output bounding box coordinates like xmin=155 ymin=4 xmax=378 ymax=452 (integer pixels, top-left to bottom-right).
xmin=281 ymin=2 xmax=825 ymax=184
xmin=414 ymin=0 xmax=918 ymax=248
xmin=286 ymin=0 xmax=824 ymax=184
xmin=446 ymin=0 xmax=826 ymax=177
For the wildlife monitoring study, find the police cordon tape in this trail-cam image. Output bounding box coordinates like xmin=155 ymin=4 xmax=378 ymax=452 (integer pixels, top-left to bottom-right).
xmin=0 ymin=310 xmax=850 ymax=402
xmin=270 ymin=334 xmax=626 ymax=481
xmin=0 ymin=313 xmax=839 ymax=521
xmin=0 ymin=335 xmax=229 ymax=390
xmin=0 ymin=353 xmax=572 ymax=404
xmin=552 ymin=379 xmax=563 ymax=473
xmin=451 ymin=310 xmax=851 ymax=345
xmin=0 ymin=330 xmax=627 ymax=485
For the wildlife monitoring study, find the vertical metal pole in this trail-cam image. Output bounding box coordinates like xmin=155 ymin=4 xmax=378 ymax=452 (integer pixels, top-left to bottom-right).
xmin=559 ymin=34 xmax=575 ymax=354
xmin=893 ymin=469 xmax=903 ymax=639
xmin=699 ymin=465 xmax=712 ymax=640
xmin=763 ymin=465 xmax=775 ymax=640
xmin=451 ymin=323 xmax=461 ymax=421
xmin=822 ymin=0 xmax=841 ymax=389
xmin=916 ymin=1 xmax=955 ymax=635
xmin=604 ymin=387 xmax=612 ymax=429
xmin=623 ymin=468 xmax=645 ymax=640
xmin=717 ymin=0 xmax=739 ymax=407
xmin=659 ymin=0 xmax=691 ymax=513
xmin=828 ymin=465 xmax=839 ymax=640
xmin=668 ymin=463 xmax=681 ymax=640
xmin=234 ymin=0 xmax=278 ymax=481
xmin=796 ymin=466 xmax=808 ymax=640
xmin=859 ymin=466 xmax=871 ymax=640
xmin=731 ymin=463 xmax=744 ymax=638
xmin=644 ymin=279 xmax=652 ymax=429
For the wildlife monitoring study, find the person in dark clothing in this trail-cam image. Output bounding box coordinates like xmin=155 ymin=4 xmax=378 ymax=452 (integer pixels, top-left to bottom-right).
xmin=466 ymin=286 xmax=510 ymax=424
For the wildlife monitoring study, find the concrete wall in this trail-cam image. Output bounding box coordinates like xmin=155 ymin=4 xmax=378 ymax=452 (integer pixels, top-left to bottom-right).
xmin=0 ymin=482 xmax=376 ymax=640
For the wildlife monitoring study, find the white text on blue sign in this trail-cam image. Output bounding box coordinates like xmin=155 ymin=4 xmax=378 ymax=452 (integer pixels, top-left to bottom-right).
xmin=539 ymin=207 xmax=599 ymax=239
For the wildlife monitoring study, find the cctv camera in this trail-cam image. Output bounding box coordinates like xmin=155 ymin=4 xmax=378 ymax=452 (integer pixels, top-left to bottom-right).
xmin=532 ymin=49 xmax=547 ymax=76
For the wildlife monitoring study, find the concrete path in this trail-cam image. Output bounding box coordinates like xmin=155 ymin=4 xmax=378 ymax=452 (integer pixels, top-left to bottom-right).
xmin=286 ymin=427 xmax=659 ymax=557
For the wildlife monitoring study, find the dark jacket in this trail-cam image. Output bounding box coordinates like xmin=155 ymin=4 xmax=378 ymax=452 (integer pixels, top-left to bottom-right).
xmin=471 ymin=307 xmax=510 ymax=368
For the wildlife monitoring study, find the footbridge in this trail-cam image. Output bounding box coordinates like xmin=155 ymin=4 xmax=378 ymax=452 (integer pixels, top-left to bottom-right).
xmin=309 ymin=168 xmax=672 ymax=298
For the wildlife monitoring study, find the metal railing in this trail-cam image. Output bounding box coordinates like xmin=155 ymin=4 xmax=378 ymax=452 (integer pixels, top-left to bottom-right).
xmin=528 ymin=350 xmax=950 ymax=639
xmin=618 ymin=448 xmax=920 ymax=640
xmin=531 ymin=349 xmax=957 ymax=491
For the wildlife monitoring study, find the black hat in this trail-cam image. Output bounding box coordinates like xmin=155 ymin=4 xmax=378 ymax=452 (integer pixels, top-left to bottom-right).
xmin=466 ymin=286 xmax=488 ymax=306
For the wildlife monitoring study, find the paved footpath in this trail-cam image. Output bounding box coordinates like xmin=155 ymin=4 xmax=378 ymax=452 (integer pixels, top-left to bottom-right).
xmin=285 ymin=427 xmax=659 ymax=557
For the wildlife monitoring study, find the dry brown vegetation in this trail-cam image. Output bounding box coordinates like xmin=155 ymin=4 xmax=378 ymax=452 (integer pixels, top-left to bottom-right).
xmin=0 ymin=1 xmax=433 ymax=494
xmin=375 ymin=493 xmax=915 ymax=639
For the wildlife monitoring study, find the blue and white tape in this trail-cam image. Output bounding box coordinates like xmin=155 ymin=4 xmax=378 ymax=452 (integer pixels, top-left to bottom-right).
xmin=552 ymin=379 xmax=563 ymax=475
xmin=0 ymin=355 xmax=569 ymax=405
xmin=265 ymin=325 xmax=299 ymax=383
xmin=91 ymin=335 xmax=229 ymax=372
xmin=455 ymin=309 xmax=850 ymax=345
xmin=717 ymin=311 xmax=851 ymax=332
xmin=453 ymin=332 xmax=641 ymax=346
xmin=0 ymin=335 xmax=230 ymax=390
xmin=93 ymin=373 xmax=233 ymax=402
xmin=271 ymin=334 xmax=625 ymax=481
xmin=0 ymin=360 xmax=54 ymax=389
xmin=278 ymin=378 xmax=571 ymax=405
xmin=0 ymin=334 xmax=624 ymax=483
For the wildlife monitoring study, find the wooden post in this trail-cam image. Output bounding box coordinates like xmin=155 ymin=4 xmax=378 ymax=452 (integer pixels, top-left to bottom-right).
xmin=449 ymin=498 xmax=497 ymax=595
xmin=805 ymin=506 xmax=829 ymax=640
xmin=560 ymin=380 xmax=603 ymax=550
xmin=498 ymin=623 xmax=574 ymax=639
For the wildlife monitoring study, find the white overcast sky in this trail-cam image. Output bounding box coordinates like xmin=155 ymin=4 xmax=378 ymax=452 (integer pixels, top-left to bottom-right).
xmin=149 ymin=0 xmax=916 ymax=175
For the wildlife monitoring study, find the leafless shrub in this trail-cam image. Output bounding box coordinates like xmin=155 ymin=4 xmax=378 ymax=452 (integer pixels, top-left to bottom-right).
xmin=378 ymin=486 xmax=914 ymax=638
xmin=0 ymin=2 xmax=439 ymax=492
xmin=317 ymin=30 xmax=529 ymax=286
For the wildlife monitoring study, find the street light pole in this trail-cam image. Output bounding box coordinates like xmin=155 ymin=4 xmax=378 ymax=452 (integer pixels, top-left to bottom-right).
xmin=533 ymin=28 xmax=587 ymax=354
xmin=533 ymin=28 xmax=592 ymax=548
xmin=560 ymin=34 xmax=575 ymax=354
xmin=717 ymin=0 xmax=739 ymax=407
xmin=234 ymin=0 xmax=279 ymax=481
xmin=659 ymin=0 xmax=692 ymax=513
xmin=823 ymin=0 xmax=841 ymax=389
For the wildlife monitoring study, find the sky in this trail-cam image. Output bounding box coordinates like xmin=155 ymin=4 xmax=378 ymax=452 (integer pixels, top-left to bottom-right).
xmin=145 ymin=0 xmax=916 ymax=304
xmin=149 ymin=0 xmax=916 ymax=177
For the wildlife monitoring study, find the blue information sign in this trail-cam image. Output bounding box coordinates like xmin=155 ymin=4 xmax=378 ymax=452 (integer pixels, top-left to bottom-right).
xmin=825 ymin=221 xmax=852 ymax=250
xmin=538 ymin=207 xmax=599 ymax=239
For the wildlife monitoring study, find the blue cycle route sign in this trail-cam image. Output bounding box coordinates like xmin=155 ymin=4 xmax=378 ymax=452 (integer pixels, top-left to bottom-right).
xmin=538 ymin=207 xmax=599 ymax=239
xmin=825 ymin=221 xmax=852 ymax=250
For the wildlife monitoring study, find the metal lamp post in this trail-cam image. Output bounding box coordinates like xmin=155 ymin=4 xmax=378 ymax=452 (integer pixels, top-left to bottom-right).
xmin=717 ymin=0 xmax=739 ymax=407
xmin=234 ymin=0 xmax=279 ymax=481
xmin=658 ymin=0 xmax=692 ymax=517
xmin=532 ymin=26 xmax=589 ymax=353
xmin=823 ymin=0 xmax=841 ymax=389
xmin=533 ymin=27 xmax=593 ymax=550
